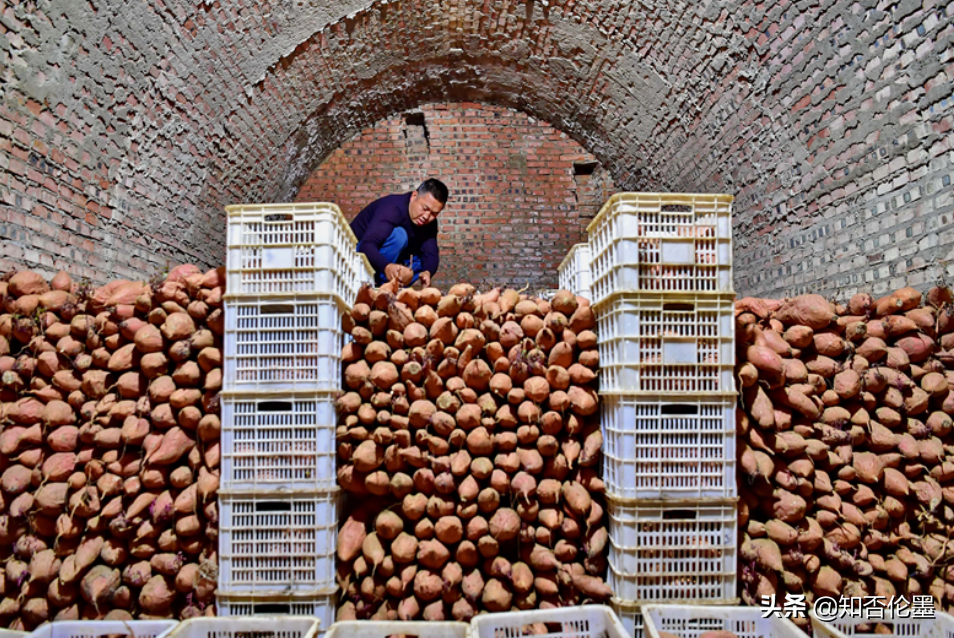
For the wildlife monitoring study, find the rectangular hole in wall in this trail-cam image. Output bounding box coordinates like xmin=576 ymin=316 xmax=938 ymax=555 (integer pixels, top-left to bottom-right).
xmin=405 ymin=112 xmax=426 ymax=127
xmin=573 ymin=161 xmax=598 ymax=176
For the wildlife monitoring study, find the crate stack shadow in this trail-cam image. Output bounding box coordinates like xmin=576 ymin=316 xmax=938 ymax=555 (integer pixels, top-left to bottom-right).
xmin=218 ymin=203 xmax=374 ymax=628
xmin=562 ymin=193 xmax=739 ymax=637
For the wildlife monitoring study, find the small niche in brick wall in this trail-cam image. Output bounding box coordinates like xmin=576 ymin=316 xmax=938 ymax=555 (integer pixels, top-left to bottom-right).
xmin=573 ymin=161 xmax=599 ymax=176
xmin=404 ymin=112 xmax=426 ymax=127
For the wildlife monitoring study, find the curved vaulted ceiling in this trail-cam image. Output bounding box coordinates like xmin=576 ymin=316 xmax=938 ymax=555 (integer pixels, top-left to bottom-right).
xmin=1 ymin=0 xmax=951 ymax=295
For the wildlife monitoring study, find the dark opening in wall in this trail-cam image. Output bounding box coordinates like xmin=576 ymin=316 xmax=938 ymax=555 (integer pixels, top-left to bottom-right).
xmin=404 ymin=112 xmax=426 ymax=127
xmin=403 ymin=111 xmax=430 ymax=151
xmin=573 ymin=161 xmax=598 ymax=176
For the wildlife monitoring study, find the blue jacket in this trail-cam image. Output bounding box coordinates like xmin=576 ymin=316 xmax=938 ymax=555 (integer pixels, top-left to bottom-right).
xmin=350 ymin=192 xmax=440 ymax=276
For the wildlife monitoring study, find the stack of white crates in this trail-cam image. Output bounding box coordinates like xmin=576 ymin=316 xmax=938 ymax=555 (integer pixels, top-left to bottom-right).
xmin=558 ymin=242 xmax=593 ymax=301
xmin=219 ymin=203 xmax=374 ymax=628
xmin=582 ymin=193 xmax=738 ymax=638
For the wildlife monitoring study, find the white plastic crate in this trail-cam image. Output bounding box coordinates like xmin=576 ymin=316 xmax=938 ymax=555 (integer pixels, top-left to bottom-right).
xmin=471 ymin=605 xmax=629 ymax=638
xmin=215 ymin=593 xmax=336 ymax=631
xmin=325 ymin=622 xmax=469 ymax=638
xmin=220 ymin=393 xmax=337 ymax=492
xmin=602 ymin=395 xmax=737 ymax=501
xmin=28 ymin=621 xmax=178 ymax=638
xmin=156 ymin=617 xmax=321 ymax=638
xmin=810 ymin=609 xmax=954 ymax=638
xmin=353 ymin=252 xmax=375 ymax=295
xmin=223 ymin=294 xmax=345 ymax=393
xmin=608 ymin=498 xmax=738 ymax=603
xmin=596 ymin=291 xmax=735 ymax=394
xmin=612 ymin=600 xmax=645 ymax=638
xmin=218 ymin=491 xmax=338 ymax=593
xmin=226 ymin=202 xmax=358 ymax=301
xmin=558 ymin=243 xmax=593 ymax=301
xmin=586 ymin=193 xmax=733 ymax=303
xmin=643 ymin=604 xmax=804 ymax=638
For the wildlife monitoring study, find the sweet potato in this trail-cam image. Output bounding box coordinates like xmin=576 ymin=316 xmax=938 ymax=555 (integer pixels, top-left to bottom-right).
xmin=563 ymin=481 xmax=591 ymax=516
xmin=375 ymin=510 xmax=404 ymax=540
xmin=353 ymin=440 xmax=385 ymax=473
xmin=147 ymin=427 xmax=194 ymax=466
xmin=384 ymin=532 xmax=416 ymax=565
xmin=139 ymin=574 xmax=175 ymax=613
xmin=418 ymin=539 xmax=451 ymax=569
xmin=338 ymin=515 xmax=368 ymax=562
xmin=774 ymin=294 xmax=836 ymax=329
xmin=567 ymin=386 xmax=598 ymax=416
xmin=35 ymin=482 xmax=69 ymax=514
xmin=570 ymin=573 xmax=612 ymax=599
xmin=462 ymin=359 xmax=492 ymax=391
xmin=196 ymin=466 xmax=219 ymax=501
xmin=490 ymin=372 xmax=513 ymax=397
xmin=362 ymin=532 xmax=386 ymax=568
xmin=466 ymin=427 xmax=494 ymax=456
xmin=772 ymin=490 xmax=807 ymax=523
xmin=1 ymin=464 xmax=31 ymax=495
xmin=747 ymin=345 xmax=783 ymax=376
xmin=80 ymin=564 xmax=121 ymax=606
xmin=833 ymin=368 xmax=862 ymax=399
xmin=738 ymin=362 xmax=758 ymax=387
xmin=412 ymin=568 xmax=443 ymax=603
xmin=488 ymin=508 xmax=520 ymax=541
xmin=743 ymin=537 xmax=784 ymax=572
xmin=481 ymin=578 xmax=512 ymax=611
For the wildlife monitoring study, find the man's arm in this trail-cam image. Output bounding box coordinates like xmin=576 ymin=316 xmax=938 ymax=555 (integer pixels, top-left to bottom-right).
xmin=419 ymin=232 xmax=439 ymax=286
xmin=356 ymin=207 xmax=400 ymax=275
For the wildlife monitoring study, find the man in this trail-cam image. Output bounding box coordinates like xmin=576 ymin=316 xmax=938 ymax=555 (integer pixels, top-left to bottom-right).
xmin=351 ymin=178 xmax=448 ymax=287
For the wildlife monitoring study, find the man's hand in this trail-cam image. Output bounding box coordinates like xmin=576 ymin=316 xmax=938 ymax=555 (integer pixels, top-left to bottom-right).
xmin=419 ymin=271 xmax=431 ymax=287
xmin=384 ymin=263 xmax=414 ymax=286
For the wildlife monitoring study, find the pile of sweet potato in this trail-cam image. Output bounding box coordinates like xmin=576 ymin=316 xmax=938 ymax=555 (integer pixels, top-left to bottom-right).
xmin=737 ymin=287 xmax=954 ymax=630
xmin=0 ymin=266 xmax=222 ymax=629
xmin=335 ymin=282 xmax=610 ymax=622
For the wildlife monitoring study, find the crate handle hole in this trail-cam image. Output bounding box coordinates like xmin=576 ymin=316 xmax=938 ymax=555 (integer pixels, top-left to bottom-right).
xmin=259 ymin=401 xmax=293 ymax=412
xmin=264 ymin=214 xmax=293 ymax=222
xmin=660 ymin=405 xmax=699 ymax=415
xmin=662 ymin=303 xmax=694 ymax=312
xmin=254 ymin=603 xmax=292 ymax=613
xmin=262 ymin=304 xmax=294 ymax=314
xmin=661 ymin=205 xmax=692 ymax=213
xmin=662 ymin=509 xmax=698 ymax=520
xmin=255 ymin=502 xmax=292 ymax=512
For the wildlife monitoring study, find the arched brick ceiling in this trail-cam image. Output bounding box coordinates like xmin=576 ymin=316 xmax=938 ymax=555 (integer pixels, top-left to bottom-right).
xmin=245 ymin=0 xmax=770 ymax=197
xmin=2 ymin=0 xmax=951 ymax=296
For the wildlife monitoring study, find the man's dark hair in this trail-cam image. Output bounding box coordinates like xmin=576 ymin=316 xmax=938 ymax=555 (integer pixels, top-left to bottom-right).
xmin=417 ymin=178 xmax=449 ymax=204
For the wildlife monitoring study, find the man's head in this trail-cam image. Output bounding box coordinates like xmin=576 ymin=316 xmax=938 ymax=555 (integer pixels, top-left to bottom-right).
xmin=409 ymin=178 xmax=449 ymax=226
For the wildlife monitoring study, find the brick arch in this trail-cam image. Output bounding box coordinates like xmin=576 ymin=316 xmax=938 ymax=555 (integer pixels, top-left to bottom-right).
xmin=260 ymin=1 xmax=762 ymax=199
xmin=1 ymin=0 xmax=951 ymax=297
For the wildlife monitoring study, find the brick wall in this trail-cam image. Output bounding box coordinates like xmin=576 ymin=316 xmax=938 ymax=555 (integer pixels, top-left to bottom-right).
xmin=294 ymin=103 xmax=615 ymax=289
xmin=1 ymin=0 xmax=952 ymax=298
